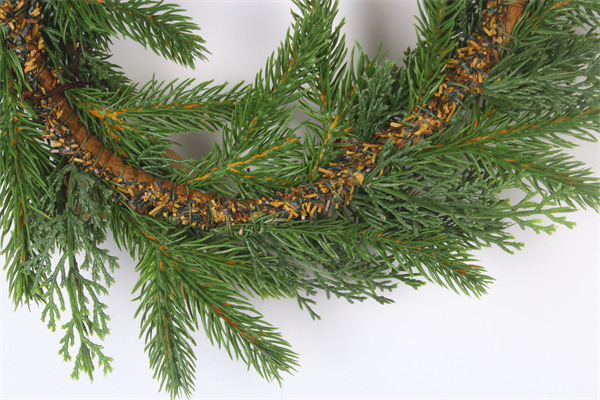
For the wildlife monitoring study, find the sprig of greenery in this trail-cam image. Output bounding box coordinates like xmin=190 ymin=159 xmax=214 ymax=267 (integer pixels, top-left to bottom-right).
xmin=33 ymin=165 xmax=118 ymax=380
xmin=43 ymin=0 xmax=208 ymax=68
xmin=405 ymin=0 xmax=465 ymax=110
xmin=68 ymin=78 xmax=243 ymax=180
xmin=0 ymin=28 xmax=54 ymax=305
xmin=109 ymin=205 xmax=299 ymax=397
xmin=213 ymin=0 xmax=351 ymax=197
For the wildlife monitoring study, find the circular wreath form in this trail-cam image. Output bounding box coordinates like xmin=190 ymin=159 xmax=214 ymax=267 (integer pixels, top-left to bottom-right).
xmin=1 ymin=0 xmax=599 ymax=397
xmin=6 ymin=0 xmax=525 ymax=227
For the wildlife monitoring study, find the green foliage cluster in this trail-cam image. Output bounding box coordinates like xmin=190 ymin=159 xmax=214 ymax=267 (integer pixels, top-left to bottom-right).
xmin=1 ymin=0 xmax=599 ymax=397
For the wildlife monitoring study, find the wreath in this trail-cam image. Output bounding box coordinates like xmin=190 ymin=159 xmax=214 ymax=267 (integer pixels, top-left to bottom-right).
xmin=1 ymin=0 xmax=599 ymax=397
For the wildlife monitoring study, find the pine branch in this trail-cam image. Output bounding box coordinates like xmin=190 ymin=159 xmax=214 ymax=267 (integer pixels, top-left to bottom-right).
xmin=134 ymin=248 xmax=199 ymax=397
xmin=44 ymin=0 xmax=208 ymax=68
xmin=125 ymin=212 xmax=299 ymax=396
xmin=217 ymin=0 xmax=352 ymax=192
xmin=0 ymin=55 xmax=54 ymax=304
xmin=69 ymin=78 xmax=242 ymax=179
xmin=406 ymin=0 xmax=465 ymax=110
xmin=41 ymin=25 xmax=131 ymax=91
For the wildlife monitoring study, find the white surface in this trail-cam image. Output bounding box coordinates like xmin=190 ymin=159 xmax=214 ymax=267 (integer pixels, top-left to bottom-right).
xmin=1 ymin=1 xmax=599 ymax=399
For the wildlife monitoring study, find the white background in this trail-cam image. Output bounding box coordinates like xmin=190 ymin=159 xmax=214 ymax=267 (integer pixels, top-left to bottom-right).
xmin=1 ymin=1 xmax=599 ymax=399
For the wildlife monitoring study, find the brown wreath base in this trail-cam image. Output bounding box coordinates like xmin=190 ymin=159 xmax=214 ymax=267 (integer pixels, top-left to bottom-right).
xmin=1 ymin=0 xmax=525 ymax=230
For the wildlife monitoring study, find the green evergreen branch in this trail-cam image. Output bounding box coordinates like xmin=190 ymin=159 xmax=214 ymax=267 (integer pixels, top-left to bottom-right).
xmin=243 ymin=228 xmax=402 ymax=316
xmin=406 ymin=0 xmax=465 ymax=110
xmin=436 ymin=104 xmax=600 ymax=212
xmin=512 ymin=0 xmax=600 ymax=43
xmin=223 ymin=2 xmax=344 ymax=156
xmin=18 ymin=165 xmax=120 ymax=381
xmin=344 ymin=54 xmax=410 ymax=141
xmin=0 ymin=84 xmax=54 ymax=305
xmin=134 ymin=248 xmax=199 ymax=397
xmin=112 ymin=207 xmax=299 ymax=396
xmin=293 ymin=0 xmax=354 ymax=174
xmin=44 ymin=0 xmax=208 ymax=68
xmin=75 ymin=78 xmax=240 ymax=138
xmin=68 ymin=78 xmax=242 ymax=181
xmin=40 ymin=25 xmax=131 ymax=91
